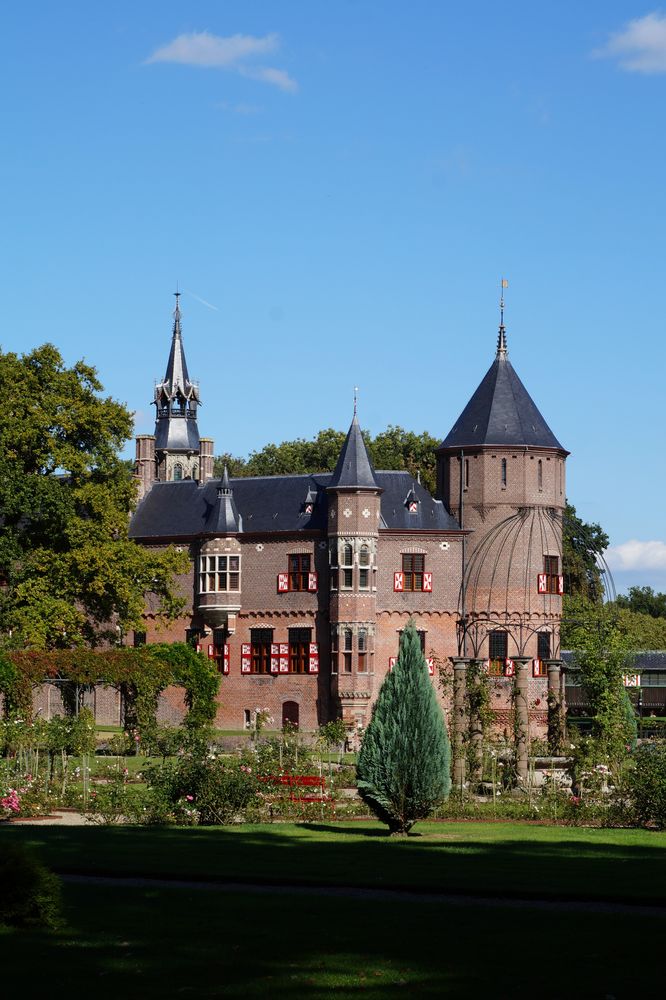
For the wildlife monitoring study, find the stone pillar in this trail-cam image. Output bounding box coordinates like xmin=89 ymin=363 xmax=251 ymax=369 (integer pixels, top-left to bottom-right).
xmin=468 ymin=659 xmax=485 ymax=781
xmin=513 ymin=657 xmax=532 ymax=783
xmin=546 ymin=659 xmax=564 ymax=754
xmin=134 ymin=434 xmax=156 ymax=500
xmin=451 ymin=658 xmax=469 ymax=787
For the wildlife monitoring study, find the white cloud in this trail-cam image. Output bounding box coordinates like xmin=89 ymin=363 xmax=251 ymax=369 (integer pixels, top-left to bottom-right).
xmin=240 ymin=66 xmax=298 ymax=93
xmin=606 ymin=540 xmax=666 ymax=571
xmin=595 ymin=12 xmax=666 ymax=73
xmin=146 ymin=30 xmax=297 ymax=91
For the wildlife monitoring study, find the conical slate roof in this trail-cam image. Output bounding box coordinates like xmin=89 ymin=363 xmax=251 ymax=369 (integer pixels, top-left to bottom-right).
xmin=328 ymin=415 xmax=381 ymax=490
xmin=158 ymin=295 xmax=199 ymax=402
xmin=153 ymin=295 xmax=201 ymax=453
xmin=205 ymin=467 xmax=242 ymax=534
xmin=439 ymin=331 xmax=565 ymax=451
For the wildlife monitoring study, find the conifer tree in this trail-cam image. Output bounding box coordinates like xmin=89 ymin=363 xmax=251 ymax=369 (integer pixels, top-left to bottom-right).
xmin=356 ymin=622 xmax=451 ymax=834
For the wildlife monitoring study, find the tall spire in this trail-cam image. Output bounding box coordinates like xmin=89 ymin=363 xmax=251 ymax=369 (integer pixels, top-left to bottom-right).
xmin=328 ymin=412 xmax=380 ymax=491
xmin=496 ymin=278 xmax=508 ymax=359
xmin=153 ymin=294 xmax=201 ymax=454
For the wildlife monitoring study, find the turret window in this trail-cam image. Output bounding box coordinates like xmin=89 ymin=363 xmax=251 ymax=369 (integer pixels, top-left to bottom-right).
xmin=501 ymin=458 xmax=507 ymax=487
xmin=173 ymin=462 xmax=184 ymax=481
xmin=199 ymin=554 xmax=240 ymax=593
xmin=341 ymin=544 xmax=353 ymax=589
xmin=538 ymin=460 xmax=543 ymax=490
xmin=343 ymin=629 xmax=353 ymax=673
xmin=359 ymin=545 xmax=370 ymax=589
xmin=488 ymin=631 xmax=508 ymax=675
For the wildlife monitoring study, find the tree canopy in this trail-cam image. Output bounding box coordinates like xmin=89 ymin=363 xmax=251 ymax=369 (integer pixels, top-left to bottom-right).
xmin=0 ymin=344 xmax=187 ymax=649
xmin=562 ymin=502 xmax=609 ymax=603
xmin=616 ymin=586 xmax=666 ymax=620
xmin=215 ymin=426 xmax=440 ymax=494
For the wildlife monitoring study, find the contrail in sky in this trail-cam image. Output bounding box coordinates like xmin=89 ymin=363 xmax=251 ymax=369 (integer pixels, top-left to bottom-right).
xmin=182 ymin=287 xmax=219 ymax=311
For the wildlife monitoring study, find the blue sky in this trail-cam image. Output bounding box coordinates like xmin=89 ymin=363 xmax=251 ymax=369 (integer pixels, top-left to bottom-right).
xmin=2 ymin=2 xmax=665 ymax=594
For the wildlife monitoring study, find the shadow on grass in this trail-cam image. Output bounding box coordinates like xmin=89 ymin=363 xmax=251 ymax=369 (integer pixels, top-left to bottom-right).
xmin=0 ymin=882 xmax=664 ymax=998
xmin=1 ymin=822 xmax=665 ymax=905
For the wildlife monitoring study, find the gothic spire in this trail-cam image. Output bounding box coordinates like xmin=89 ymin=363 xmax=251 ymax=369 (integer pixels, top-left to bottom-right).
xmin=496 ymin=278 xmax=508 ymax=359
xmin=153 ymin=294 xmax=201 ymax=454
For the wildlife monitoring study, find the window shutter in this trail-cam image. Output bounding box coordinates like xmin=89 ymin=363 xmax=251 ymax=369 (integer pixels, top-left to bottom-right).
xmin=482 ymin=660 xmax=490 ymax=674
xmin=270 ymin=643 xmax=279 ymax=673
xmin=241 ymin=643 xmax=251 ymax=673
xmin=394 ymin=572 xmax=404 ymax=592
xmin=423 ymin=573 xmax=433 ymax=592
xmin=537 ymin=573 xmax=547 ymax=594
xmin=389 ymin=656 xmax=397 ymax=671
xmin=532 ymin=658 xmax=540 ymax=677
xmin=278 ymin=573 xmax=289 ymax=592
xmin=223 ymin=644 xmax=230 ymax=675
xmin=309 ymin=642 xmax=319 ymax=673
xmin=308 ymin=572 xmax=318 ymax=592
xmin=279 ymin=643 xmax=289 ymax=672
xmin=195 ymin=643 xmax=202 ymax=654
xmin=426 ymin=656 xmax=435 ymax=676
xmin=207 ymin=644 xmax=215 ymax=660
xmin=504 ymin=659 xmax=515 ymax=677
xmin=558 ymin=575 xmax=564 ymax=595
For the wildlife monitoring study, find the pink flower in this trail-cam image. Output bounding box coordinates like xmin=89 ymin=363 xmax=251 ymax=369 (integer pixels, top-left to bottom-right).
xmin=186 ymin=795 xmax=194 ymax=801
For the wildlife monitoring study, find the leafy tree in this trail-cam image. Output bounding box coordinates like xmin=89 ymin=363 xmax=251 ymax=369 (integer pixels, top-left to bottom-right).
xmin=0 ymin=344 xmax=187 ymax=648
xmin=562 ymin=502 xmax=609 ymax=603
xmin=356 ymin=622 xmax=451 ymax=834
xmin=215 ymin=426 xmax=438 ymax=492
xmin=616 ymin=586 xmax=666 ymax=620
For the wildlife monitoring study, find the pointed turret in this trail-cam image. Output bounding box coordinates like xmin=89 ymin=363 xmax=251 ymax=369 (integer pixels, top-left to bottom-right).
xmin=329 ymin=415 xmax=380 ymax=490
xmin=439 ymin=326 xmax=564 ymax=451
xmin=153 ymin=293 xmax=201 ymax=460
xmin=206 ymin=467 xmax=242 ymax=534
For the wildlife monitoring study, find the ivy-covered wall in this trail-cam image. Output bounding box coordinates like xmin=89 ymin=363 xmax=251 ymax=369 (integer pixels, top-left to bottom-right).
xmin=0 ymin=644 xmax=220 ymax=736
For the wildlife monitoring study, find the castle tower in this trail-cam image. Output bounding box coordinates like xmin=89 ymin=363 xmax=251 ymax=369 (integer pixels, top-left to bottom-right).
xmin=134 ymin=294 xmax=214 ymax=496
xmin=435 ymin=308 xmax=569 ymax=663
xmin=327 ymin=412 xmax=383 ymax=731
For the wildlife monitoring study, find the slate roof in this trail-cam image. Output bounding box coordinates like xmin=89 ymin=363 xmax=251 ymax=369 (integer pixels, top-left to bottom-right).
xmin=129 ymin=471 xmax=460 ymax=540
xmin=563 ymin=651 xmax=666 ymax=672
xmin=153 ymin=299 xmax=201 ymax=453
xmin=328 ymin=415 xmax=380 ymax=490
xmin=438 ymin=343 xmax=565 ymax=451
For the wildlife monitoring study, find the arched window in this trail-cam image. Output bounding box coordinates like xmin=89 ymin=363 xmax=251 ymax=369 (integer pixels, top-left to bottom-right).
xmin=341 ymin=544 xmax=353 ymax=589
xmin=358 ymin=628 xmax=368 ymax=672
xmin=501 ymin=458 xmax=507 ymax=487
xmin=173 ymin=463 xmax=183 ymax=482
xmin=538 ymin=459 xmax=543 ymax=490
xmin=464 ymin=459 xmax=470 ymax=488
xmin=192 ymin=464 xmax=198 ymax=481
xmin=343 ymin=629 xmax=353 ymax=673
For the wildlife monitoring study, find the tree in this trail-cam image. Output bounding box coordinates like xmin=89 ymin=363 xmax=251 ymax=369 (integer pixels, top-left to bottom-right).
xmin=214 ymin=426 xmax=438 ymax=493
xmin=562 ymin=501 xmax=609 ymax=603
xmin=356 ymin=622 xmax=451 ymax=834
xmin=616 ymin=586 xmax=666 ymax=620
xmin=0 ymin=344 xmax=187 ymax=649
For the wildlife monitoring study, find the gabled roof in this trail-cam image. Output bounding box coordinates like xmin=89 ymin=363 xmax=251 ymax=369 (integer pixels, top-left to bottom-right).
xmin=129 ymin=471 xmax=460 ymax=540
xmin=328 ymin=415 xmax=380 ymax=490
xmin=438 ymin=331 xmax=566 ymax=452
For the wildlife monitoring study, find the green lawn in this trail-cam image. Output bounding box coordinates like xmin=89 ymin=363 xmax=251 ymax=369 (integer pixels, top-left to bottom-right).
xmin=2 ymin=821 xmax=665 ymax=903
xmin=1 ymin=822 xmax=664 ymax=997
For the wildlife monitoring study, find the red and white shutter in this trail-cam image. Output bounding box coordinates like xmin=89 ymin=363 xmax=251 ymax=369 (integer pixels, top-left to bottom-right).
xmin=426 ymin=656 xmax=435 ymax=676
xmin=309 ymin=642 xmax=319 ymax=673
xmin=241 ymin=643 xmax=252 ymax=673
xmin=308 ymin=572 xmax=318 ymax=592
xmin=557 ymin=575 xmax=564 ymax=595
xmin=532 ymin=658 xmax=541 ymax=677
xmin=394 ymin=572 xmax=404 ymax=592
xmin=277 ymin=573 xmax=289 ymax=593
xmin=504 ymin=659 xmax=515 ymax=677
xmin=537 ymin=573 xmax=547 ymax=594
xmin=388 ymin=656 xmax=397 ymax=671
xmin=482 ymin=659 xmax=490 ymax=674
xmin=423 ymin=573 xmax=433 ymax=592
xmin=207 ymin=643 xmax=215 ymax=660
xmin=223 ymin=644 xmax=230 ymax=675
xmin=195 ymin=642 xmax=202 ymax=654
xmin=279 ymin=643 xmax=289 ymax=673
xmin=270 ymin=643 xmax=279 ymax=673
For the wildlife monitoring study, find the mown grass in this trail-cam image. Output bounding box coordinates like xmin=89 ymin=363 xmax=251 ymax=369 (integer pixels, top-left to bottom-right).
xmin=2 ymin=821 xmax=665 ymax=904
xmin=0 ymin=879 xmax=663 ymax=997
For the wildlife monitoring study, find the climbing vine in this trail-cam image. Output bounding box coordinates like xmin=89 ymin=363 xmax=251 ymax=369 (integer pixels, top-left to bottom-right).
xmin=0 ymin=644 xmax=219 ymax=737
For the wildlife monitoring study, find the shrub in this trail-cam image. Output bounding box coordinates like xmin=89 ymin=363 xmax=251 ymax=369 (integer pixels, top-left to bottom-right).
xmin=0 ymin=843 xmax=61 ymax=929
xmin=357 ymin=622 xmax=451 ymax=834
xmin=143 ymin=752 xmax=261 ymax=825
xmin=626 ymin=742 xmax=666 ymax=829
